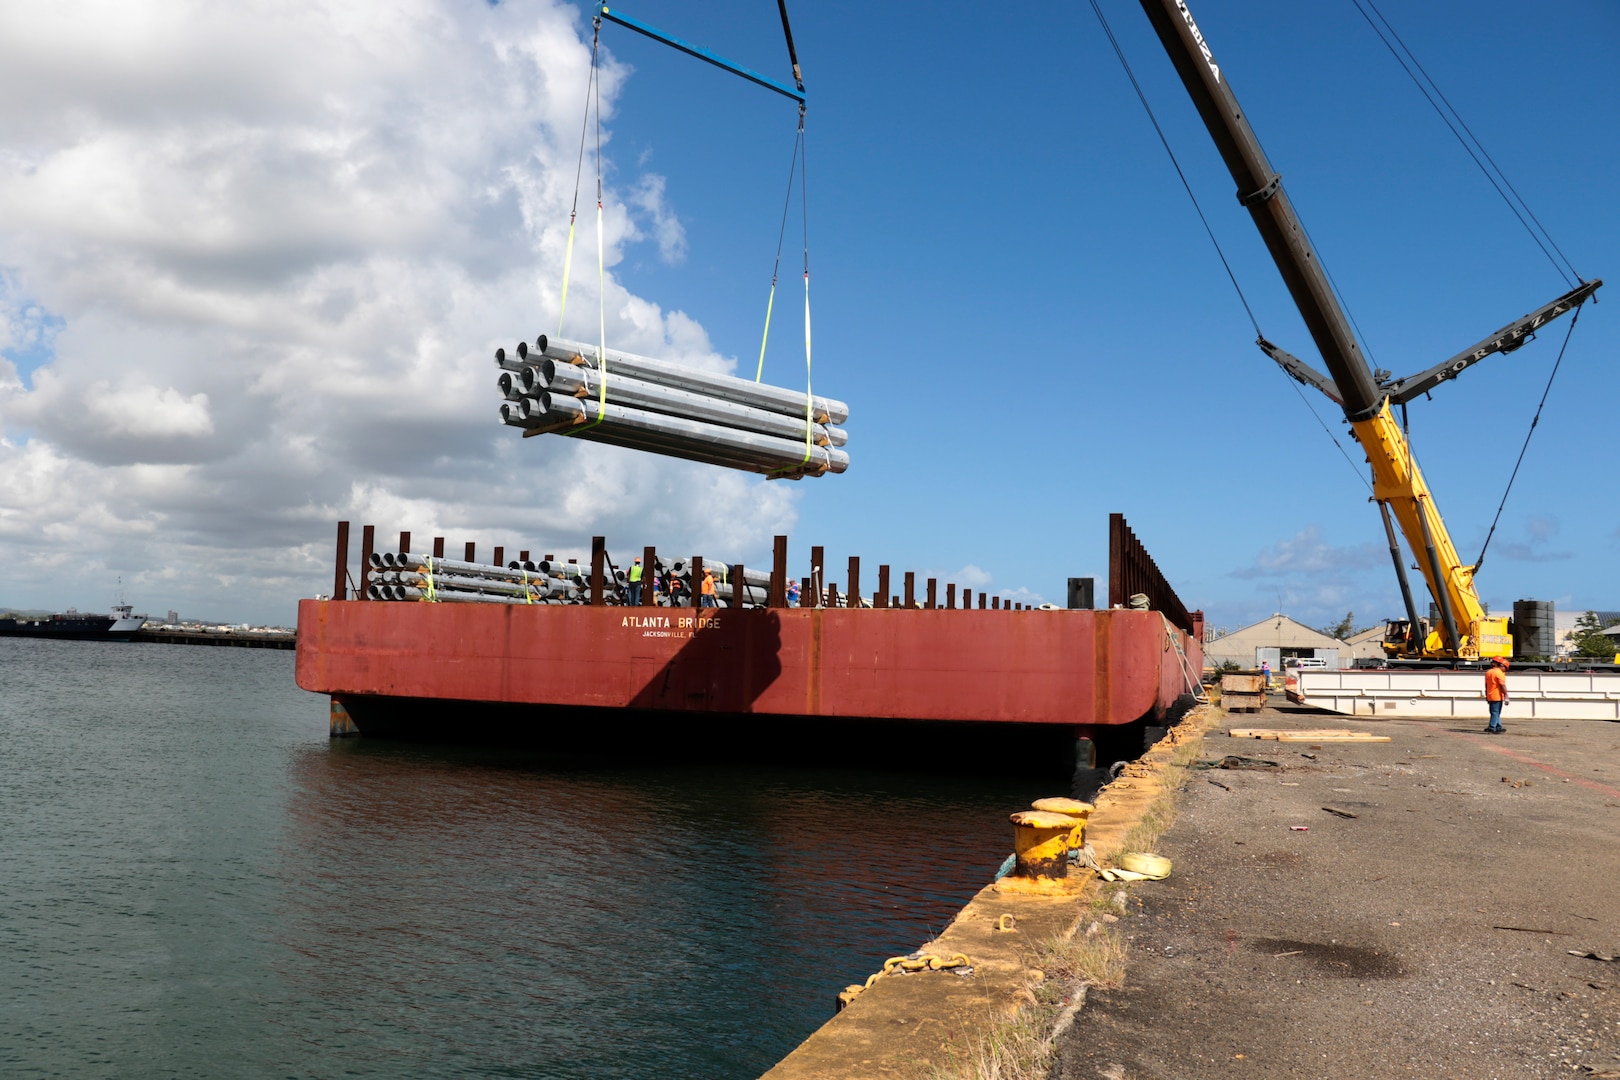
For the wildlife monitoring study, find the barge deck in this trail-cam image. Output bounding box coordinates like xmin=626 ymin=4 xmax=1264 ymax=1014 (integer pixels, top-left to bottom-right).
xmin=296 ymin=514 xmax=1204 ymax=758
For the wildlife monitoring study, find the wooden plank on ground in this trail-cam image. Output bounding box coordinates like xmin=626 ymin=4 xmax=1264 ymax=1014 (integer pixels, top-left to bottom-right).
xmin=1275 ymin=733 xmax=1390 ymax=743
xmin=1229 ymin=728 xmax=1390 ymax=743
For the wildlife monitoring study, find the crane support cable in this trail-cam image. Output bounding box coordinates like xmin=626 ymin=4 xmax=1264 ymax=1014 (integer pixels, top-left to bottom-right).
xmin=1090 ymin=0 xmax=1370 ymax=491
xmin=1285 ymin=377 xmax=1374 ymax=494
xmin=1349 ymin=0 xmax=1581 ymax=286
xmin=1472 ymin=303 xmax=1583 ymax=571
xmin=1086 ymin=0 xmax=1260 ymax=338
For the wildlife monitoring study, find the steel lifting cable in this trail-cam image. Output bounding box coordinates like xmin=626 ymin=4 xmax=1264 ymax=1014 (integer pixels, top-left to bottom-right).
xmin=764 ymin=106 xmax=813 ymax=478
xmin=799 ymin=107 xmax=812 ymax=469
xmin=1472 ymin=303 xmax=1583 ymax=571
xmin=1349 ymin=0 xmax=1581 ymax=287
xmin=589 ymin=26 xmax=608 ymax=436
xmin=558 ymin=20 xmax=602 ymax=339
xmin=559 ymin=21 xmax=608 ymax=438
xmin=756 ymin=106 xmax=805 ymax=383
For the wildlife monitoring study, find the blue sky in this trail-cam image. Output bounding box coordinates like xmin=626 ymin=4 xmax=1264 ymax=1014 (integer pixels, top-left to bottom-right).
xmin=0 ymin=0 xmax=1612 ymax=629
xmin=580 ymin=0 xmax=1619 ymax=631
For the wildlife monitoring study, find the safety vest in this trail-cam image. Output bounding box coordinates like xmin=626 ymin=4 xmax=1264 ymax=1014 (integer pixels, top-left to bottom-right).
xmin=1485 ymin=668 xmax=1507 ymax=702
xmin=701 ymin=574 xmax=716 ymax=596
xmin=629 ymin=563 xmax=643 ymax=583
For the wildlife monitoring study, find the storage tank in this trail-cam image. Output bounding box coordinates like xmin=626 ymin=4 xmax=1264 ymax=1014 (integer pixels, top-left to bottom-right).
xmin=1512 ymin=599 xmax=1556 ymax=659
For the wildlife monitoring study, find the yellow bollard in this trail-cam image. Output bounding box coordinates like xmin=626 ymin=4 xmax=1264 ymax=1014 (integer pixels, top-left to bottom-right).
xmin=1008 ymin=810 xmax=1082 ymax=879
xmin=1031 ymin=797 xmax=1094 ymax=849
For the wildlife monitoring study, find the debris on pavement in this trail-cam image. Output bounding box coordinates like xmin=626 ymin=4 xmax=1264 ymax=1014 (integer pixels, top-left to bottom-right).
xmin=1194 ymin=755 xmax=1280 ymax=771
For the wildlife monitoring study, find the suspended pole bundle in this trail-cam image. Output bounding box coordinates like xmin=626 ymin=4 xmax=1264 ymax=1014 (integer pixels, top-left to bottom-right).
xmin=503 ymin=4 xmax=844 ymax=480
xmin=497 ymin=335 xmax=848 ymax=478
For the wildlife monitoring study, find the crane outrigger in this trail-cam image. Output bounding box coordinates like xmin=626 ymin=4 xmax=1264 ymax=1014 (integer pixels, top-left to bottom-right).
xmin=1136 ymin=0 xmax=1600 ymax=660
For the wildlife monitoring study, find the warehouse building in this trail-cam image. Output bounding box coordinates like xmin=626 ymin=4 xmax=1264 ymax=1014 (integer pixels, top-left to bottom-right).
xmin=1203 ymin=614 xmax=1344 ymax=670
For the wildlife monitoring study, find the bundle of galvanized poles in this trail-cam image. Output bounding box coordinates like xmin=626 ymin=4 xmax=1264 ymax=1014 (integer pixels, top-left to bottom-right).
xmin=364 ymin=551 xmax=775 ymax=608
xmin=496 ymin=335 xmax=850 ymax=479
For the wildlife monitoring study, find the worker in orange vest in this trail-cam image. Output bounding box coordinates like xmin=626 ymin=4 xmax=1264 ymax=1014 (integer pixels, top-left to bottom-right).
xmin=700 ymin=569 xmax=718 ymax=608
xmin=1484 ymin=657 xmax=1509 ymax=734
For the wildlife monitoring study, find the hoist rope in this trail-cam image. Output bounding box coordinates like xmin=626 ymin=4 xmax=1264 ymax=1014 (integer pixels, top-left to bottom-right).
xmin=756 ymin=106 xmax=805 ymax=382
xmin=558 ymin=21 xmax=601 ymax=339
xmin=1472 ymin=303 xmax=1583 ymax=571
xmin=1349 ymin=0 xmax=1581 ymax=287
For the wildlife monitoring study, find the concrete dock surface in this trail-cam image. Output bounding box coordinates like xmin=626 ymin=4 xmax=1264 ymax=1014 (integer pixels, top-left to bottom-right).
xmin=1057 ymin=704 xmax=1620 ymax=1080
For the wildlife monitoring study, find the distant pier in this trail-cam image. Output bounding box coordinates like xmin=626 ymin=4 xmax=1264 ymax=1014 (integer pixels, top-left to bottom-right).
xmin=133 ymin=628 xmax=296 ymax=650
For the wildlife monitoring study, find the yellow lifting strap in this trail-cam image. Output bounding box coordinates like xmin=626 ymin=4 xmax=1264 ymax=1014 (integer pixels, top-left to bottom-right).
xmin=754 ymin=280 xmax=777 ymax=383
xmin=573 ymin=197 xmax=608 ymax=433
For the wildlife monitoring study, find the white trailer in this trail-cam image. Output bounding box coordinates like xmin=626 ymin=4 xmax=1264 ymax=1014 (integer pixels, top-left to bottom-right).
xmin=1287 ymin=667 xmax=1620 ymax=721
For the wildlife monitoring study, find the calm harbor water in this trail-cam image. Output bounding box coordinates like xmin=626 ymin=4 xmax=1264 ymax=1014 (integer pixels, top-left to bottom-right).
xmin=0 ymin=637 xmax=1046 ymax=1078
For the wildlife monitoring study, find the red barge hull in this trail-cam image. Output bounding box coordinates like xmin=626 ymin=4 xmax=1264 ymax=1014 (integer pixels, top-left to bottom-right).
xmin=296 ymin=602 xmax=1199 ymax=733
xmin=296 ymin=514 xmax=1203 ymax=765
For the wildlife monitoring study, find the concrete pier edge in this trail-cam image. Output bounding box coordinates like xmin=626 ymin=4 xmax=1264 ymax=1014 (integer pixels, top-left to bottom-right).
xmin=760 ymin=704 xmax=1219 ymax=1079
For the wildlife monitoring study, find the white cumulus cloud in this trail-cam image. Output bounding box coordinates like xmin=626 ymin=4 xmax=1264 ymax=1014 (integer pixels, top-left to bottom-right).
xmin=0 ymin=0 xmax=800 ymax=622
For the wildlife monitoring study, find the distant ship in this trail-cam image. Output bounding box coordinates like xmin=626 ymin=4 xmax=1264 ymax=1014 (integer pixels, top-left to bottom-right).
xmin=0 ymin=601 xmax=148 ymax=641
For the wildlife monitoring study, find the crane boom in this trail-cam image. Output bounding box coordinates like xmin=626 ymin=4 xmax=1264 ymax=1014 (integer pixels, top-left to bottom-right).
xmin=1136 ymin=0 xmax=1598 ymax=658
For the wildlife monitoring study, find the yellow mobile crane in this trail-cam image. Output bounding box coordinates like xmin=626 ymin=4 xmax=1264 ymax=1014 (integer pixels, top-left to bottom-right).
xmin=1136 ymin=0 xmax=1599 ymax=660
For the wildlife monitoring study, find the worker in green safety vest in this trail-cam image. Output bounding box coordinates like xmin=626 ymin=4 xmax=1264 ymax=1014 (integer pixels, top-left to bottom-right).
xmin=627 ymin=557 xmax=644 ymax=606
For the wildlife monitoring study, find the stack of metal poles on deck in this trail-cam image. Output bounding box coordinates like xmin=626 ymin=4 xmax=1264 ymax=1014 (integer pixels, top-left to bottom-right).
xmin=364 ymin=551 xmax=777 ymax=608
xmin=366 ymin=552 xmax=574 ymax=605
xmin=497 ymin=335 xmax=850 ymax=479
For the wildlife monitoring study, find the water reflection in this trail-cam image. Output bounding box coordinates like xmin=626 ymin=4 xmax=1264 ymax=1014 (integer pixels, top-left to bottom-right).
xmin=274 ymin=739 xmax=1042 ymax=1078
